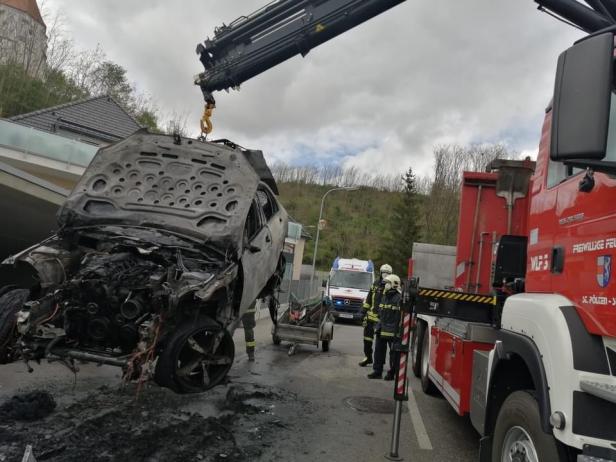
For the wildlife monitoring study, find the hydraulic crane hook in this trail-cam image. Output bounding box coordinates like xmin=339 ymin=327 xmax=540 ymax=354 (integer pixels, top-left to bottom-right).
xmin=197 ymin=75 xmax=216 ymax=140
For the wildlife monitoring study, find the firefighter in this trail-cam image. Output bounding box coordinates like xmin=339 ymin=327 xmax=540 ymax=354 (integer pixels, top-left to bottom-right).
xmin=359 ymin=263 xmax=392 ymax=367
xmin=368 ymin=274 xmax=402 ymax=380
xmin=241 ymin=300 xmax=257 ymax=361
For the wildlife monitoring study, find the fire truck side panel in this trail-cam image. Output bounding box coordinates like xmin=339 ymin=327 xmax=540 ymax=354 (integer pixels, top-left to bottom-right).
xmin=454 ymin=172 xmax=531 ymax=295
xmin=499 ymin=293 xmax=615 ymax=451
xmin=429 ymin=325 xmax=494 ymax=415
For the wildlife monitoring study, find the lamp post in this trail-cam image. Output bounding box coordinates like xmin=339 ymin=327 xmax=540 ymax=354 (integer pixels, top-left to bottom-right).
xmin=310 ymin=186 xmax=359 ymax=284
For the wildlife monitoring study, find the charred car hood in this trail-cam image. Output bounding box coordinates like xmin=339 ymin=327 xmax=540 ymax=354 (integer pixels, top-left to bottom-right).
xmin=58 ymin=131 xmax=264 ymax=255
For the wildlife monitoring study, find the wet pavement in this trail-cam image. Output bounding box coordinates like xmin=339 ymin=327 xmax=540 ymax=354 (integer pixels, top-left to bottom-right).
xmin=0 ymin=317 xmax=479 ymax=461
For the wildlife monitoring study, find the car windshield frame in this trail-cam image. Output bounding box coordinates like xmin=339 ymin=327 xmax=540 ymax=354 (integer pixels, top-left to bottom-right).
xmin=329 ymin=270 xmax=372 ymax=290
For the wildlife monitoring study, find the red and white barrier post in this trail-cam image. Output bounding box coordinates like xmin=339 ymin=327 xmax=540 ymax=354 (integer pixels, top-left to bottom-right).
xmin=386 ymin=277 xmax=416 ymax=461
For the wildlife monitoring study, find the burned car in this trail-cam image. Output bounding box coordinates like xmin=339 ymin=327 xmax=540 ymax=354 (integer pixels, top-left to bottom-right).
xmin=0 ymin=131 xmax=287 ymax=393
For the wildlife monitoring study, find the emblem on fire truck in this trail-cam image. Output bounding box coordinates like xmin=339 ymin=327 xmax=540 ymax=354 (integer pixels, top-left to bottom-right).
xmin=596 ymin=255 xmax=612 ymax=288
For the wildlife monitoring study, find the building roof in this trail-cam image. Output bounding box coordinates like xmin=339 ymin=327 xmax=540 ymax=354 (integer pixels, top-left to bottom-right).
xmin=0 ymin=0 xmax=45 ymax=26
xmin=9 ymin=95 xmax=142 ymax=143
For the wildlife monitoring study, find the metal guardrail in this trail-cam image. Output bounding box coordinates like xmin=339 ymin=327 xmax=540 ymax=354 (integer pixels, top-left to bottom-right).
xmin=0 ymin=120 xmax=98 ymax=168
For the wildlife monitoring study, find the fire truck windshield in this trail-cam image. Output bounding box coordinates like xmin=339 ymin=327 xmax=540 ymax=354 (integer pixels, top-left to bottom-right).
xmin=329 ymin=270 xmax=372 ymax=290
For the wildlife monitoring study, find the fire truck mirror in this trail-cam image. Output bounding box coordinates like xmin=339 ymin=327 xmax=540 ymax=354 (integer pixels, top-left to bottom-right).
xmin=552 ymin=32 xmax=613 ymax=163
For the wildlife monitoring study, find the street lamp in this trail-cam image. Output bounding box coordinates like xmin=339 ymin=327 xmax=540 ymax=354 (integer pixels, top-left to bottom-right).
xmin=310 ymin=186 xmax=359 ymax=284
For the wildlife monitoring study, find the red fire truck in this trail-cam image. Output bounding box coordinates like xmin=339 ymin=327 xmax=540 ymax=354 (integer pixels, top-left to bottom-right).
xmin=409 ymin=33 xmax=616 ymax=462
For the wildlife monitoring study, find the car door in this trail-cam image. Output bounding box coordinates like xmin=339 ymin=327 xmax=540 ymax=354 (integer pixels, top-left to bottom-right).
xmin=256 ymin=184 xmax=286 ymax=276
xmin=240 ymin=200 xmax=270 ymax=312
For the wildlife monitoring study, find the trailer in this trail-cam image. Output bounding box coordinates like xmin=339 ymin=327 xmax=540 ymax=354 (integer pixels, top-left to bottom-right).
xmin=271 ymin=294 xmax=335 ymax=355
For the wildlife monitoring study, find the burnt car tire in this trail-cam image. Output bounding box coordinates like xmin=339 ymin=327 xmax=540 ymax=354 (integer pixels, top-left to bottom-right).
xmin=154 ymin=316 xmax=234 ymax=394
xmin=0 ymin=288 xmax=29 ymax=363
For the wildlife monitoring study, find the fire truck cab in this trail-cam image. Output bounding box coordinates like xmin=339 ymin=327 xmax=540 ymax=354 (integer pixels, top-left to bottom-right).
xmin=411 ymin=33 xmax=616 ymax=462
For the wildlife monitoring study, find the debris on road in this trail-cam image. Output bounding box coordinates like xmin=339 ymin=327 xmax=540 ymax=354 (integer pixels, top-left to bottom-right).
xmin=0 ymin=391 xmax=56 ymax=422
xmin=0 ymin=382 xmax=301 ymax=462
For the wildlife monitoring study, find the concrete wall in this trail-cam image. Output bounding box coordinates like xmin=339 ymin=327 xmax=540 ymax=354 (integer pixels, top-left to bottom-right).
xmin=411 ymin=242 xmax=456 ymax=289
xmin=0 ymin=5 xmax=46 ymax=78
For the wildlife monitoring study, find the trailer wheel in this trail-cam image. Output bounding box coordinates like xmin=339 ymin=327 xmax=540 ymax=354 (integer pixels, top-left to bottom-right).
xmin=420 ymin=325 xmax=437 ymax=395
xmin=410 ymin=321 xmax=425 ymax=378
xmin=492 ymin=391 xmax=562 ymax=462
xmin=154 ymin=316 xmax=234 ymax=394
xmin=0 ymin=288 xmax=29 ymax=364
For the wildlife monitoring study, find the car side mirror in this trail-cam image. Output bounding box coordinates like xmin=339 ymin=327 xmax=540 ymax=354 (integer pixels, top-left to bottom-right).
xmin=321 ymin=279 xmax=327 ymax=288
xmin=551 ymin=32 xmax=613 ymax=162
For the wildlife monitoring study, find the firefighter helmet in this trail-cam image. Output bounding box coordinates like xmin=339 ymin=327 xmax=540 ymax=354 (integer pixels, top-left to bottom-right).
xmin=384 ymin=274 xmax=401 ymax=292
xmin=379 ymin=264 xmax=393 ymax=276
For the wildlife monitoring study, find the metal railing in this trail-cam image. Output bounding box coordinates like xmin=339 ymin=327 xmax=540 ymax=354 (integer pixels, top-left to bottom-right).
xmin=277 ymin=277 xmax=324 ymax=306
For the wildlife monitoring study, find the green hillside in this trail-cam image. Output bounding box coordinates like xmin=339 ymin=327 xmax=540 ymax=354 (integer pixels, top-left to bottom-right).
xmin=277 ymin=182 xmax=408 ymax=274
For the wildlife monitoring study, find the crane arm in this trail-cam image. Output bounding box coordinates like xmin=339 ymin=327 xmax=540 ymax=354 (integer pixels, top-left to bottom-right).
xmin=535 ymin=0 xmax=616 ymax=32
xmin=194 ymin=0 xmax=405 ymax=132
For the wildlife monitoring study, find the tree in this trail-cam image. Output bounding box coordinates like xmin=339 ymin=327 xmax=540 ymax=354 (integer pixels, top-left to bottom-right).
xmin=379 ymin=167 xmax=421 ymax=276
xmin=422 ymin=143 xmax=516 ymax=245
xmin=90 ymin=61 xmax=133 ymax=106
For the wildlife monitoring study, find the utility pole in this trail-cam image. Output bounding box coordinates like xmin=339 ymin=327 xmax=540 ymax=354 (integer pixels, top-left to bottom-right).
xmin=310 ymin=186 xmax=358 ymax=284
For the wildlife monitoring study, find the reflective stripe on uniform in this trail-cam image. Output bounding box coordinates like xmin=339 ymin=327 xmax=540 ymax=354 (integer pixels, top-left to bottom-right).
xmin=380 ymin=331 xmax=395 ymax=337
xmin=246 ymin=341 xmax=256 ymax=347
xmin=364 ymin=336 xmax=373 ymax=342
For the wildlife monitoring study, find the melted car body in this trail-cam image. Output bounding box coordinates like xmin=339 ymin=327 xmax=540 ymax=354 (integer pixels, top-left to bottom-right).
xmin=0 ymin=132 xmax=287 ymax=393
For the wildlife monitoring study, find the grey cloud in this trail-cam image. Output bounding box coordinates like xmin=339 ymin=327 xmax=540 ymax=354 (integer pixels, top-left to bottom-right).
xmin=46 ymin=0 xmax=582 ymax=176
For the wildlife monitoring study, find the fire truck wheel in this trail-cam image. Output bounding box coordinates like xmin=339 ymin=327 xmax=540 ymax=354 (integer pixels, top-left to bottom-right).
xmin=410 ymin=322 xmax=425 ymax=378
xmin=0 ymin=288 xmax=29 ymax=364
xmin=420 ymin=325 xmax=437 ymax=395
xmin=492 ymin=391 xmax=562 ymax=462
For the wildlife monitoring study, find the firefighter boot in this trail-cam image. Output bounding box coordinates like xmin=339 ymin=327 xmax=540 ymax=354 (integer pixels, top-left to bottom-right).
xmin=384 ymin=370 xmax=395 ymax=381
xmin=358 ymin=357 xmax=373 ymax=367
xmin=247 ymin=349 xmax=255 ymax=362
xmin=367 ymin=371 xmax=382 ymax=379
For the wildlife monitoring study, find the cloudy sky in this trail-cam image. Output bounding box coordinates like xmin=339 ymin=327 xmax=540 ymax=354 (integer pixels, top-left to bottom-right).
xmin=44 ymin=0 xmax=582 ymax=177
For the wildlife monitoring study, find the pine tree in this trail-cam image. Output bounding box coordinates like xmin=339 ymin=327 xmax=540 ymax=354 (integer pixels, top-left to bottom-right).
xmin=380 ymin=167 xmax=421 ymax=277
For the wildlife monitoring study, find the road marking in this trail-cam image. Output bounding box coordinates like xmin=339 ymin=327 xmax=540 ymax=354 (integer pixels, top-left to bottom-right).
xmin=406 ymin=391 xmax=433 ymax=450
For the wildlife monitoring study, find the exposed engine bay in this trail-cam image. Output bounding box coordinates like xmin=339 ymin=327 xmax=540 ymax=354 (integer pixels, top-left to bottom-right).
xmin=0 ymin=132 xmax=287 ymax=393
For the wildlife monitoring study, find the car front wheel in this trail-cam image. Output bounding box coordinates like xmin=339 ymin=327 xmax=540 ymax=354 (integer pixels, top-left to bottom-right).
xmin=154 ymin=316 xmax=234 ymax=393
xmin=0 ymin=288 xmax=29 ymax=363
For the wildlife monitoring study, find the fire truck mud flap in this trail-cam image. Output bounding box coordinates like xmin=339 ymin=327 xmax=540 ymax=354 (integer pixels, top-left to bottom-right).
xmin=478 ymin=330 xmax=552 ymax=462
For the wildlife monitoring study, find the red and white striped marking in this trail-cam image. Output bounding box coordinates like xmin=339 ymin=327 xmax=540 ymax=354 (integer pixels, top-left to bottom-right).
xmin=396 ymin=312 xmax=411 ymax=397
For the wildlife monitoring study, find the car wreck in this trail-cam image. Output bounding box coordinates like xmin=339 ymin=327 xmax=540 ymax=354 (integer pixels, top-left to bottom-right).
xmin=0 ymin=131 xmax=288 ymax=393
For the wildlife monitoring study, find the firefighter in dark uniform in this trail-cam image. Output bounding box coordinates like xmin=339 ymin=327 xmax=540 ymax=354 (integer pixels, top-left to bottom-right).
xmin=359 ymin=263 xmax=392 ymax=367
xmin=241 ymin=300 xmax=257 ymax=361
xmin=368 ymin=274 xmax=402 ymax=380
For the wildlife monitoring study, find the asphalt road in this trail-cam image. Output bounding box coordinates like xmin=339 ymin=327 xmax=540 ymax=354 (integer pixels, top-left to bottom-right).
xmin=0 ymin=316 xmax=479 ymax=462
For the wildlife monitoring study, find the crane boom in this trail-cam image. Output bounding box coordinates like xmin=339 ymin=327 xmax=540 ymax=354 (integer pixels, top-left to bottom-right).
xmin=194 ymin=0 xmax=406 ymax=107
xmin=535 ymin=0 xmax=616 ymax=32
